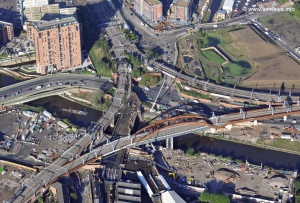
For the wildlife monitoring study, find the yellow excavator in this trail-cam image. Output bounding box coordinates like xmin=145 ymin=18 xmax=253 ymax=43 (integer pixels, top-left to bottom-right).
xmin=168 ymin=171 xmax=177 ymax=179
xmin=188 ymin=176 xmax=195 ymax=185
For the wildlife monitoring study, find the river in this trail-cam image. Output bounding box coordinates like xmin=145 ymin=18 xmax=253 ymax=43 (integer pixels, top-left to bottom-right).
xmin=174 ymin=134 xmax=300 ymax=170
xmin=2 ymin=71 xmax=298 ymax=170
xmin=0 ymin=73 xmax=19 ymax=87
xmin=27 ymin=96 xmax=103 ymax=128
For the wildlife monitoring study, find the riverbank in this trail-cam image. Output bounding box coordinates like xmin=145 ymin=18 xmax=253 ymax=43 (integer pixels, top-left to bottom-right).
xmin=174 ymin=133 xmax=300 ymax=170
xmin=199 ymin=132 xmax=300 ymax=156
xmin=0 ymin=68 xmax=34 ymax=80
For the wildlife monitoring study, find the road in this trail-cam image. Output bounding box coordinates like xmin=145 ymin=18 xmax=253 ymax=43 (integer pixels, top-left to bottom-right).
xmin=0 ymin=74 xmax=113 ymax=106
xmin=10 ymin=101 xmax=300 ymax=202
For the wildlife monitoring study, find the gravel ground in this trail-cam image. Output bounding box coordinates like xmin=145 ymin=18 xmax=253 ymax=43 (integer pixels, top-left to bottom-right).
xmin=158 ymin=148 xmax=286 ymax=200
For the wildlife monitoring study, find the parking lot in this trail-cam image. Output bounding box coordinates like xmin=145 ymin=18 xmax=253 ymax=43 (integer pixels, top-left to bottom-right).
xmin=0 ymin=109 xmax=83 ymax=164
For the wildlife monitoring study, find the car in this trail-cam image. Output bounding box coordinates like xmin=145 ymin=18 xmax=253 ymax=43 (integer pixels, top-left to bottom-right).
xmin=65 ymin=82 xmax=70 ymax=85
xmin=71 ymin=82 xmax=77 ymax=86
xmin=80 ymin=81 xmax=86 ymax=85
xmin=46 ymin=83 xmax=51 ymax=87
xmin=58 ymin=82 xmax=63 ymax=85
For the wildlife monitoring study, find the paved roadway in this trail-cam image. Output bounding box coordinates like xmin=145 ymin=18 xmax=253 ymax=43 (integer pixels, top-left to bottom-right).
xmin=0 ymin=74 xmax=113 ymax=106
xmin=10 ymin=102 xmax=300 ymax=202
xmin=106 ymin=2 xmax=300 ymax=103
xmin=11 ymin=65 xmax=128 ymax=203
xmin=152 ymin=61 xmax=300 ymax=102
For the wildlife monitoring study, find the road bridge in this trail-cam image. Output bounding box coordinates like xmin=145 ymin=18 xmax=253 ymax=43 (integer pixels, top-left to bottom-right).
xmin=0 ymin=74 xmax=113 ymax=107
xmin=9 ymin=63 xmax=130 ymax=203
xmin=10 ymin=103 xmax=300 ymax=202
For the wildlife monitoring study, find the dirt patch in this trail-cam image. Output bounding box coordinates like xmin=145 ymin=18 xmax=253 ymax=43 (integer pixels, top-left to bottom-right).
xmin=228 ymin=26 xmax=300 ymax=89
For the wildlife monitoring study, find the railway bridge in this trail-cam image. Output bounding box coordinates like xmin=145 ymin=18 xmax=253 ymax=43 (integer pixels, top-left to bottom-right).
xmin=10 ymin=103 xmax=300 ymax=202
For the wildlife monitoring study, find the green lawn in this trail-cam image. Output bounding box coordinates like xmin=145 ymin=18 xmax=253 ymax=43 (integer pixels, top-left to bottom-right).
xmin=223 ymin=62 xmax=250 ymax=76
xmin=0 ymin=51 xmax=8 ymax=58
xmin=201 ymin=50 xmax=226 ymax=64
xmin=269 ymin=139 xmax=300 ymax=153
xmin=139 ymin=74 xmax=162 ymax=86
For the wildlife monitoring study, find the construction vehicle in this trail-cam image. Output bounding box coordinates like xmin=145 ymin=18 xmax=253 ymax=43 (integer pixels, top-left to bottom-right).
xmin=188 ymin=176 xmax=195 ymax=186
xmin=168 ymin=171 xmax=177 ymax=179
xmin=225 ymin=174 xmax=235 ymax=184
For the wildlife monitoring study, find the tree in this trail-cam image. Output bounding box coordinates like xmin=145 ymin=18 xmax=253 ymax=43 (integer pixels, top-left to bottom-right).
xmin=199 ymin=191 xmax=210 ymax=202
xmin=186 ymin=148 xmax=195 ymax=156
xmin=38 ymin=195 xmax=44 ymax=203
xmin=70 ymin=192 xmax=78 ymax=200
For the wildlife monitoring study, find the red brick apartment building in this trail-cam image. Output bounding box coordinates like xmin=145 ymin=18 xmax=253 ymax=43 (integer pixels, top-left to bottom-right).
xmin=0 ymin=21 xmax=14 ymax=45
xmin=134 ymin=0 xmax=163 ymax=23
xmin=27 ymin=17 xmax=82 ymax=75
xmin=170 ymin=0 xmax=194 ymax=22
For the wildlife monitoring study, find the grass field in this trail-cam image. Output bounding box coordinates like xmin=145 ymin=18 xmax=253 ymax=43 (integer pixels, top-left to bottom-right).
xmin=261 ymin=11 xmax=300 ymax=49
xmin=265 ymin=139 xmax=300 ymax=153
xmin=223 ymin=62 xmax=250 ymax=76
xmin=201 ymin=50 xmax=226 ymax=64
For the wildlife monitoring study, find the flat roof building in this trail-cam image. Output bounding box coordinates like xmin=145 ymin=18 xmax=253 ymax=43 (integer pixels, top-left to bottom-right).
xmin=222 ymin=0 xmax=235 ymax=12
xmin=170 ymin=0 xmax=195 ymax=23
xmin=134 ymin=0 xmax=163 ymax=23
xmin=24 ymin=4 xmax=77 ymax=22
xmin=27 ymin=17 xmax=82 ymax=74
xmin=23 ymin=0 xmax=49 ymax=8
xmin=0 ymin=21 xmax=14 ymax=45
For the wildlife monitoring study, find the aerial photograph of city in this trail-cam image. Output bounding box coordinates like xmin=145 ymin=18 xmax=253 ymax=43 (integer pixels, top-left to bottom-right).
xmin=0 ymin=0 xmax=299 ymax=202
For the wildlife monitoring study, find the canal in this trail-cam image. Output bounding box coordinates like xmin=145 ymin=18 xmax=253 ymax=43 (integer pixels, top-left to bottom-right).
xmin=27 ymin=96 xmax=103 ymax=128
xmin=208 ymin=0 xmax=222 ymax=22
xmin=0 ymin=73 xmax=19 ymax=87
xmin=174 ymin=134 xmax=300 ymax=170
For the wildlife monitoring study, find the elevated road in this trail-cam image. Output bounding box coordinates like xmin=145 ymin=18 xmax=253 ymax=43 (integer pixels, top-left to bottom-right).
xmin=10 ymin=64 xmax=129 ymax=203
xmin=10 ymin=102 xmax=300 ymax=202
xmin=152 ymin=61 xmax=300 ymax=102
xmin=0 ymin=74 xmax=113 ymax=107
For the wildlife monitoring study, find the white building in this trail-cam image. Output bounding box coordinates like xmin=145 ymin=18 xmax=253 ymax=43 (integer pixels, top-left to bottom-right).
xmin=22 ymin=0 xmax=49 ymax=9
xmin=42 ymin=110 xmax=53 ymax=119
xmin=222 ymin=0 xmax=234 ymax=12
xmin=23 ymin=110 xmax=35 ymax=117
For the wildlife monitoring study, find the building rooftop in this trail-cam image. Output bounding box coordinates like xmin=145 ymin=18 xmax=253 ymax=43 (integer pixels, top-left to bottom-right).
xmin=174 ymin=0 xmax=190 ymax=7
xmin=51 ymin=182 xmax=70 ymax=203
xmin=144 ymin=0 xmax=162 ymax=7
xmin=31 ymin=16 xmax=78 ymax=31
xmin=161 ymin=191 xmax=186 ymax=203
xmin=217 ymin=10 xmax=226 ymax=14
xmin=23 ymin=0 xmax=49 ymax=8
xmin=222 ymin=0 xmax=235 ymax=11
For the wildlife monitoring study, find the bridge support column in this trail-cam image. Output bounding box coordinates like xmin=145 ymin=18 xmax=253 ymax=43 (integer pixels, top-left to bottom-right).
xmin=253 ymin=120 xmax=258 ymax=126
xmin=225 ymin=124 xmax=232 ymax=130
xmin=166 ymin=137 xmax=173 ymax=149
xmin=110 ymin=117 xmax=115 ymax=128
xmin=210 ymin=128 xmax=216 ymax=133
xmin=284 ymin=116 xmax=287 ymax=121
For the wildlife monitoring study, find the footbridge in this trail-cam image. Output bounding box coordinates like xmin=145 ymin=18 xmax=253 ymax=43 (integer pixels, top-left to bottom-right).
xmin=10 ymin=103 xmax=300 ymax=202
